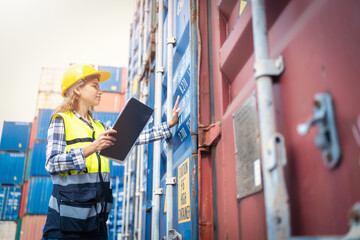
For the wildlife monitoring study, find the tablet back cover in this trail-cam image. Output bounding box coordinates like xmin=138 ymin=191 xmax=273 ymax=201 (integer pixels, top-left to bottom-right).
xmin=100 ymin=98 xmax=153 ymax=162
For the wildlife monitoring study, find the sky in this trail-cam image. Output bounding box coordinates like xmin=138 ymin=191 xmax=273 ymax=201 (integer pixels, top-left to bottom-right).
xmin=0 ymin=0 xmax=135 ymax=137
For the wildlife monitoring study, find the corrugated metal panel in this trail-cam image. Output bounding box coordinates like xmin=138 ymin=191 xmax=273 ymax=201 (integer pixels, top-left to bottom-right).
xmin=36 ymin=92 xmax=64 ymax=111
xmin=93 ymin=92 xmax=122 ymax=113
xmin=36 ymin=109 xmax=53 ymax=141
xmin=28 ymin=117 xmax=37 ymax=150
xmin=110 ymin=161 xmax=124 ymax=179
xmin=0 ymin=221 xmax=17 ymax=240
xmin=0 ymin=186 xmax=21 ymax=220
xmin=98 ymin=66 xmax=122 ymax=92
xmin=19 ymin=182 xmax=28 ymax=218
xmin=108 ymin=178 xmax=124 ymax=240
xmin=92 ymin=112 xmax=118 ymax=129
xmin=26 ymin=177 xmax=52 ymax=215
xmin=0 ymin=153 xmax=26 ymax=185
xmin=24 ymin=151 xmax=32 ymax=182
xmin=20 ymin=215 xmax=47 ymax=240
xmin=0 ymin=121 xmax=32 ymax=152
xmin=38 ymin=67 xmax=65 ymax=93
xmin=29 ymin=142 xmax=48 ymax=176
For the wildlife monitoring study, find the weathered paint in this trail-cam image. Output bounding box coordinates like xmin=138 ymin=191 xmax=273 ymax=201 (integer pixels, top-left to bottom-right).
xmin=201 ymin=0 xmax=360 ymax=239
xmin=19 ymin=215 xmax=47 ymax=240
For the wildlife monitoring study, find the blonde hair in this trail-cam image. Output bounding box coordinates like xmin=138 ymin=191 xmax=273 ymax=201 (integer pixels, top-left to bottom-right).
xmin=54 ymin=92 xmax=92 ymax=117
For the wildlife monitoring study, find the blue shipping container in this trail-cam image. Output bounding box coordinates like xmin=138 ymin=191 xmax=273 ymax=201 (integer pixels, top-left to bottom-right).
xmin=26 ymin=177 xmax=52 ymax=214
xmin=92 ymin=112 xmax=118 ymax=129
xmin=108 ymin=178 xmax=124 ymax=240
xmin=0 ymin=121 xmax=31 ymax=152
xmin=36 ymin=109 xmax=54 ymax=141
xmin=0 ymin=186 xmax=21 ymax=220
xmin=30 ymin=142 xmax=48 ymax=176
xmin=98 ymin=66 xmax=122 ymax=92
xmin=0 ymin=153 xmax=26 ymax=185
xmin=110 ymin=161 xmax=124 ymax=179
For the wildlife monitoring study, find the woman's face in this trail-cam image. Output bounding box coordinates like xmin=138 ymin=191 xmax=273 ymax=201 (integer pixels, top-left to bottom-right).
xmin=77 ymin=76 xmax=102 ymax=106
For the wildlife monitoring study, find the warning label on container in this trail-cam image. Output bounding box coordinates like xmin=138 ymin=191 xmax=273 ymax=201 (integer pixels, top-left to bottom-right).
xmin=178 ymin=158 xmax=191 ymax=223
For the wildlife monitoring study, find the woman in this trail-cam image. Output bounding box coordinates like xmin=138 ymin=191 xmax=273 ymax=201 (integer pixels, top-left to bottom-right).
xmin=42 ymin=64 xmax=180 ymax=239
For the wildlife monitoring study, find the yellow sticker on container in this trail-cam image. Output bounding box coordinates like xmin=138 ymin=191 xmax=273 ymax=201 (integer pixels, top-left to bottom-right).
xmin=164 ymin=192 xmax=167 ymax=213
xmin=111 ymin=86 xmax=117 ymax=91
xmin=14 ymin=176 xmax=17 ymax=181
xmin=239 ymin=0 xmax=248 ymax=16
xmin=18 ymin=143 xmax=22 ymax=148
xmin=178 ymin=158 xmax=190 ymax=223
xmin=132 ymin=77 xmax=138 ymax=95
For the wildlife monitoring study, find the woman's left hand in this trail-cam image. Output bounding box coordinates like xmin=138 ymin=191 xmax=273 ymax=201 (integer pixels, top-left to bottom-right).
xmin=168 ymin=96 xmax=180 ymax=128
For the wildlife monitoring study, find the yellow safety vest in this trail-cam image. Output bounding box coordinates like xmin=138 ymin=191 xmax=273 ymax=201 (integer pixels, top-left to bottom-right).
xmin=52 ymin=111 xmax=110 ymax=176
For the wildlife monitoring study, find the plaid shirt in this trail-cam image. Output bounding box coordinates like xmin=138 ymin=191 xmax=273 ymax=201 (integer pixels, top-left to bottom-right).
xmin=45 ymin=111 xmax=171 ymax=175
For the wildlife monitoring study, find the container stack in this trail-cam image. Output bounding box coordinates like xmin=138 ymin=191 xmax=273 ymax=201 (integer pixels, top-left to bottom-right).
xmin=18 ymin=67 xmax=65 ymax=240
xmin=92 ymin=65 xmax=127 ymax=239
xmin=0 ymin=121 xmax=32 ymax=240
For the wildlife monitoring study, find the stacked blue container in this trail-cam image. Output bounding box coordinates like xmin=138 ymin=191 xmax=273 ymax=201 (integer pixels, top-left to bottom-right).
xmin=0 ymin=121 xmax=31 ymax=222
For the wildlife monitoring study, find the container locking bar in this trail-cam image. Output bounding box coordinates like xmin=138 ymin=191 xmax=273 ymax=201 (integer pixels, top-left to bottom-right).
xmin=253 ymin=56 xmax=285 ymax=79
xmin=167 ymin=37 xmax=176 ymax=45
xmin=154 ymin=188 xmax=163 ymax=195
xmin=168 ymin=229 xmax=183 ymax=240
xmin=166 ymin=177 xmax=176 ymax=185
xmin=297 ymin=93 xmax=341 ymax=169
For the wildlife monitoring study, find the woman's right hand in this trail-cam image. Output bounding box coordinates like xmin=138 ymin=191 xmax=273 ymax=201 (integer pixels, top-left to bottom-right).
xmin=83 ymin=129 xmax=117 ymax=157
xmin=93 ymin=129 xmax=117 ymax=151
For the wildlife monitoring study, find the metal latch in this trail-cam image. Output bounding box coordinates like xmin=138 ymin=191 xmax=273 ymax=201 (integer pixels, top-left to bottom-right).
xmin=167 ymin=37 xmax=176 ymax=45
xmin=157 ymin=67 xmax=165 ymax=73
xmin=253 ymin=56 xmax=285 ymax=79
xmin=168 ymin=229 xmax=183 ymax=240
xmin=166 ymin=177 xmax=176 ymax=185
xmin=154 ymin=188 xmax=163 ymax=195
xmin=297 ymin=93 xmax=341 ymax=169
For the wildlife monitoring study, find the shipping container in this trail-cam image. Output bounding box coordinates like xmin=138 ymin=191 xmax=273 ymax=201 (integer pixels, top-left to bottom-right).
xmin=0 ymin=221 xmax=17 ymax=240
xmin=110 ymin=161 xmax=125 ymax=179
xmin=0 ymin=153 xmax=26 ymax=185
xmin=19 ymin=182 xmax=28 ymax=218
xmin=35 ymin=92 xmax=64 ymax=111
xmin=35 ymin=109 xmax=53 ymax=141
xmin=98 ymin=66 xmax=122 ymax=92
xmin=197 ymin=0 xmax=360 ymax=239
xmin=19 ymin=215 xmax=47 ymax=240
xmin=92 ymin=112 xmax=119 ymax=129
xmin=24 ymin=151 xmax=32 ymax=182
xmin=26 ymin=177 xmax=52 ymax=215
xmin=0 ymin=122 xmax=32 ymax=152
xmin=0 ymin=186 xmax=21 ymax=220
xmin=38 ymin=67 xmax=65 ymax=93
xmin=108 ymin=177 xmax=124 ymax=240
xmin=93 ymin=92 xmax=123 ymax=113
xmin=28 ymin=117 xmax=37 ymax=150
xmin=29 ymin=142 xmax=48 ymax=176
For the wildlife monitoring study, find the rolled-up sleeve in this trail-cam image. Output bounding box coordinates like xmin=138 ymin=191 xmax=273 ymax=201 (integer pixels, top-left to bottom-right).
xmin=45 ymin=117 xmax=87 ymax=175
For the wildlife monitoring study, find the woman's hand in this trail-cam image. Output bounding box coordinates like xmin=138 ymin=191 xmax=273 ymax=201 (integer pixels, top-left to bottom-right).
xmin=168 ymin=96 xmax=180 ymax=128
xmin=83 ymin=129 xmax=117 ymax=157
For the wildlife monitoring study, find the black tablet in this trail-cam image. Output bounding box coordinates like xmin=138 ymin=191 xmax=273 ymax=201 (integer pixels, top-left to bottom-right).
xmin=100 ymin=98 xmax=153 ymax=163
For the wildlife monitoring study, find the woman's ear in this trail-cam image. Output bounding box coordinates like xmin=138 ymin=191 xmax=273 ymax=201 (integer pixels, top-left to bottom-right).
xmin=74 ymin=88 xmax=81 ymax=96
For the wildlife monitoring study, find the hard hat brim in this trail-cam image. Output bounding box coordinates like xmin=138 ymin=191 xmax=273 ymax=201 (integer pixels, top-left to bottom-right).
xmin=61 ymin=70 xmax=111 ymax=97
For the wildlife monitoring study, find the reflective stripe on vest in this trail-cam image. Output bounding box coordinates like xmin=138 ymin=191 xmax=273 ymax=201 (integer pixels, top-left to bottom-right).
xmin=52 ymin=111 xmax=110 ymax=176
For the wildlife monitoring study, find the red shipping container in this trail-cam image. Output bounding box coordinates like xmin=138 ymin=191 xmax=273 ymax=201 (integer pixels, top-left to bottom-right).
xmin=28 ymin=118 xmax=37 ymax=150
xmin=93 ymin=92 xmax=122 ymax=113
xmin=20 ymin=215 xmax=47 ymax=240
xmin=19 ymin=182 xmax=29 ymax=218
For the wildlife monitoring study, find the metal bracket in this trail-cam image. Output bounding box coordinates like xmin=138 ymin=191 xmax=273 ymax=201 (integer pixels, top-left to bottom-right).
xmin=167 ymin=37 xmax=176 ymax=45
xmin=156 ymin=67 xmax=165 ymax=73
xmin=254 ymin=56 xmax=285 ymax=79
xmin=344 ymin=202 xmax=360 ymax=240
xmin=266 ymin=133 xmax=287 ymax=172
xmin=168 ymin=229 xmax=183 ymax=240
xmin=166 ymin=177 xmax=176 ymax=185
xmin=198 ymin=122 xmax=222 ymax=148
xmin=297 ymin=93 xmax=341 ymax=169
xmin=154 ymin=188 xmax=163 ymax=195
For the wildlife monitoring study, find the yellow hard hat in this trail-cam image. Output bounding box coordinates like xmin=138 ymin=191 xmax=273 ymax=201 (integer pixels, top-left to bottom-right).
xmin=61 ymin=64 xmax=111 ymax=97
